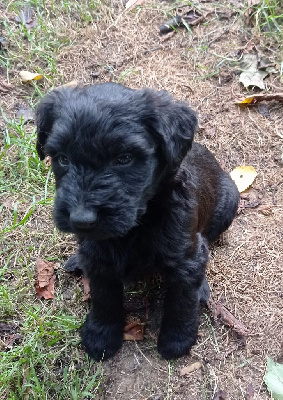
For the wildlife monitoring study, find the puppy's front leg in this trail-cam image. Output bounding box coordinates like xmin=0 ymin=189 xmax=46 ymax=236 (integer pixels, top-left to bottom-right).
xmin=81 ymin=275 xmax=124 ymax=361
xmin=157 ymin=234 xmax=209 ymax=359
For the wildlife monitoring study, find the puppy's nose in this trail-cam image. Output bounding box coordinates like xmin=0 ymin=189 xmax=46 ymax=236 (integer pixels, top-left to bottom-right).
xmin=70 ymin=207 xmax=97 ymax=230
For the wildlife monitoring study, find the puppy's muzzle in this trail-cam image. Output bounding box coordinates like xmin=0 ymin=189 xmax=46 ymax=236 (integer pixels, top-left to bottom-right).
xmin=70 ymin=206 xmax=97 ymax=231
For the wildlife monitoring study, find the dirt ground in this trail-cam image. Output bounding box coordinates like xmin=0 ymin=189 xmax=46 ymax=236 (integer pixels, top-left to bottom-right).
xmin=1 ymin=0 xmax=283 ymax=399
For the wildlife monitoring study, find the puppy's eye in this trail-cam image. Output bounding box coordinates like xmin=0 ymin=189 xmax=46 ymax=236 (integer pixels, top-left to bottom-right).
xmin=58 ymin=155 xmax=69 ymax=167
xmin=116 ymin=155 xmax=132 ymax=165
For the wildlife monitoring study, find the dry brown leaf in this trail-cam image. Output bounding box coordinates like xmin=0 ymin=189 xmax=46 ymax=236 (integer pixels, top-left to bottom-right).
xmin=45 ymin=156 xmax=52 ymax=167
xmin=81 ymin=277 xmax=91 ymax=301
xmin=238 ymin=92 xmax=283 ymax=105
xmin=180 ymin=361 xmax=202 ymax=376
xmin=208 ymin=297 xmax=249 ymax=339
xmin=123 ymin=319 xmax=144 ymax=341
xmin=246 ymin=382 xmax=255 ymax=400
xmin=35 ymin=258 xmax=57 ymax=300
xmin=125 ymin=0 xmax=145 ymax=11
xmin=182 ymin=9 xmax=204 ymax=26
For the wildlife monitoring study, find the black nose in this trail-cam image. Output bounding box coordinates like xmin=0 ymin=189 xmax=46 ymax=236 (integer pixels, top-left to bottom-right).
xmin=70 ymin=207 xmax=97 ymax=230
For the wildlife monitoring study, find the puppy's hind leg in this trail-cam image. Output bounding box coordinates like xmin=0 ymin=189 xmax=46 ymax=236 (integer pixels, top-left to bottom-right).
xmin=157 ymin=234 xmax=209 ymax=359
xmin=205 ymin=173 xmax=239 ymax=243
xmin=198 ymin=276 xmax=210 ymax=303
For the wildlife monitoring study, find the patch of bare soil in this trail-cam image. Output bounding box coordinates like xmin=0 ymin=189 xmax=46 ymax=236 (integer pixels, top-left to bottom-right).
xmin=1 ymin=1 xmax=283 ymax=399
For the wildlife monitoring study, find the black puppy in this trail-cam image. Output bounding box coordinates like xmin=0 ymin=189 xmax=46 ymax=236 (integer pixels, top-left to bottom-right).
xmin=36 ymin=83 xmax=239 ymax=361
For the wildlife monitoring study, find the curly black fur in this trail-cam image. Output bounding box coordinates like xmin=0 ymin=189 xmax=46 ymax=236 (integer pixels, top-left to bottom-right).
xmin=36 ymin=83 xmax=239 ymax=361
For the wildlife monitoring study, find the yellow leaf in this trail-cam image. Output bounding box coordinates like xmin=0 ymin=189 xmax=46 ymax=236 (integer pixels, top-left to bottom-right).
xmin=230 ymin=166 xmax=257 ymax=193
xmin=239 ymin=96 xmax=255 ymax=104
xmin=19 ymin=71 xmax=43 ymax=83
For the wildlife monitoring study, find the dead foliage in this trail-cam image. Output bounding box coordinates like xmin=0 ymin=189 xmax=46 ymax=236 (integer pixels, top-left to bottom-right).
xmin=81 ymin=276 xmax=91 ymax=301
xmin=180 ymin=361 xmax=202 ymax=376
xmin=123 ymin=319 xmax=144 ymax=341
xmin=35 ymin=258 xmax=58 ymax=300
xmin=208 ymin=297 xmax=249 ymax=343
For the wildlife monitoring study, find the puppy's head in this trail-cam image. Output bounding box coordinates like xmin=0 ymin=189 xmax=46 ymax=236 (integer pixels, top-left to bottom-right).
xmin=36 ymin=83 xmax=197 ymax=240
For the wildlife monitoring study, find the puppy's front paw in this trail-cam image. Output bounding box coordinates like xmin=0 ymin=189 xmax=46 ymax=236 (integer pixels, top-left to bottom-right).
xmin=157 ymin=326 xmax=198 ymax=360
xmin=64 ymin=254 xmax=83 ymax=275
xmin=81 ymin=313 xmax=123 ymax=361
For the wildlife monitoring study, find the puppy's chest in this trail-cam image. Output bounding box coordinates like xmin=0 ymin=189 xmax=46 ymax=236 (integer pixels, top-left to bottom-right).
xmin=116 ymin=233 xmax=159 ymax=280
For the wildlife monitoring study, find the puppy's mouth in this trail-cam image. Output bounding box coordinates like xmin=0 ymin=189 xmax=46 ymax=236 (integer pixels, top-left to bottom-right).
xmin=72 ymin=227 xmax=118 ymax=240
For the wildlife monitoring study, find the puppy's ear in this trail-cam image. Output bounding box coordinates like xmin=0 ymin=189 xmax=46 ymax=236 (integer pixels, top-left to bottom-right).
xmin=36 ymin=90 xmax=62 ymax=160
xmin=141 ymin=89 xmax=197 ymax=168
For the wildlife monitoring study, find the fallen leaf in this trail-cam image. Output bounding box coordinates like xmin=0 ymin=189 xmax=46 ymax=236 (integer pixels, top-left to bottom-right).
xmin=239 ymin=54 xmax=268 ymax=90
xmin=45 ymin=156 xmax=52 ymax=167
xmin=36 ymin=258 xmax=57 ymax=300
xmin=213 ymin=390 xmax=227 ymax=400
xmin=125 ymin=0 xmax=145 ymax=11
xmin=123 ymin=319 xmax=144 ymax=341
xmin=246 ymin=382 xmax=255 ymax=400
xmin=208 ymin=297 xmax=249 ymax=340
xmin=82 ymin=276 xmax=91 ymax=301
xmin=182 ymin=9 xmax=204 ymax=26
xmin=264 ymin=357 xmax=283 ymax=400
xmin=180 ymin=361 xmax=202 ymax=376
xmin=15 ymin=6 xmax=37 ymax=29
xmin=238 ymin=92 xmax=283 ymax=104
xmin=230 ymin=166 xmax=257 ymax=193
xmin=19 ymin=71 xmax=43 ymax=83
xmin=16 ymin=105 xmax=35 ymax=123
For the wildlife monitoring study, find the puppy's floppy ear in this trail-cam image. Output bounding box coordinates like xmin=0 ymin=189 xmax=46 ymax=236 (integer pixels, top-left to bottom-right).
xmin=36 ymin=89 xmax=62 ymax=160
xmin=141 ymin=89 xmax=197 ymax=168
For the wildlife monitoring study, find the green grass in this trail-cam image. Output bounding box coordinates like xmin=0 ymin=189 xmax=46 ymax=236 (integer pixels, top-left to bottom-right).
xmin=1 ymin=0 xmax=101 ymax=82
xmin=0 ymin=305 xmax=103 ymax=399
xmin=252 ymin=0 xmax=283 ymax=37
xmin=0 ymin=2 xmax=103 ymax=398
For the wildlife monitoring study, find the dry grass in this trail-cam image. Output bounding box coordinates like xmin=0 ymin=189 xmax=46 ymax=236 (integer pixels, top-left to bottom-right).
xmin=1 ymin=0 xmax=283 ymax=399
